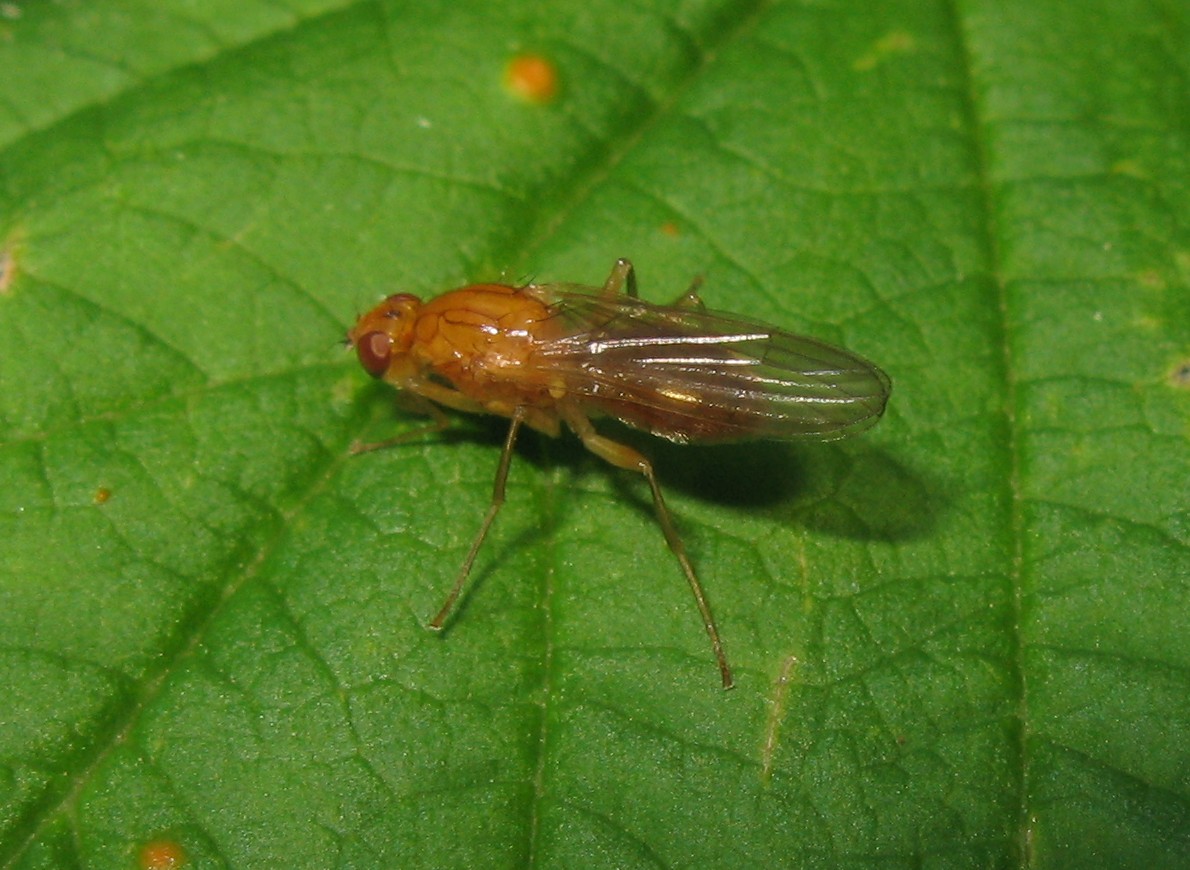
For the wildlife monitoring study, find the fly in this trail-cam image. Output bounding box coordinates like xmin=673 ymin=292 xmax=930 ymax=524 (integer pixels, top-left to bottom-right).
xmin=347 ymin=258 xmax=892 ymax=689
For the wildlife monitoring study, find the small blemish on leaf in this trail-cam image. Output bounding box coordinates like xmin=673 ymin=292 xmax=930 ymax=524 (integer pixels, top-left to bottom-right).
xmin=1169 ymin=360 xmax=1190 ymax=389
xmin=332 ymin=372 xmax=359 ymax=405
xmin=760 ymin=653 xmax=799 ymax=783
xmin=504 ymin=53 xmax=560 ymax=104
xmin=1111 ymin=159 xmax=1147 ymax=179
xmin=1136 ymin=268 xmax=1164 ymax=290
xmin=93 ymin=487 xmax=112 ymax=504
xmin=853 ymin=31 xmax=916 ymax=71
xmin=139 ymin=839 xmax=185 ymax=869
xmin=0 ymin=248 xmax=14 ymax=295
xmin=660 ymin=221 xmax=680 ymax=237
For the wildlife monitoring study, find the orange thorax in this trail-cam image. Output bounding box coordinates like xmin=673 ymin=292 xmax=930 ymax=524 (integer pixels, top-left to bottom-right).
xmin=411 ymin=283 xmax=559 ymax=405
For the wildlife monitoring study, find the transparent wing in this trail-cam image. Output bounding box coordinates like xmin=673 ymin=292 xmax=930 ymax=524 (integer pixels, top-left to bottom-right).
xmin=526 ymin=288 xmax=892 ymax=444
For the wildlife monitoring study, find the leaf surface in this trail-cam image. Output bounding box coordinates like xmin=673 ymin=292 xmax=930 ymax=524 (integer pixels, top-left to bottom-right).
xmin=1 ymin=1 xmax=1187 ymax=867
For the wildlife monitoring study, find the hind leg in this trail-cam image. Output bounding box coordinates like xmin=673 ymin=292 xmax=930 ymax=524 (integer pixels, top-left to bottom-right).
xmin=561 ymin=406 xmax=733 ymax=689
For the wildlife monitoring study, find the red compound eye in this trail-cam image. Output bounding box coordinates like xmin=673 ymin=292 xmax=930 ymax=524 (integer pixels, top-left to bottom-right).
xmin=356 ymin=331 xmax=393 ymax=377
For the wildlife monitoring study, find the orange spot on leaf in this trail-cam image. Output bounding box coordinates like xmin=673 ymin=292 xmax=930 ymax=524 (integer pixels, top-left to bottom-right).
xmin=140 ymin=839 xmax=185 ymax=869
xmin=504 ymin=53 xmax=559 ymax=104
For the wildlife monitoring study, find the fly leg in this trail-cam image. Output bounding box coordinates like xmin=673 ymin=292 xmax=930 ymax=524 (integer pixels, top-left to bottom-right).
xmin=670 ymin=275 xmax=705 ymax=310
xmin=561 ymin=407 xmax=734 ymax=689
xmin=600 ymin=258 xmax=638 ymax=298
xmin=349 ymin=394 xmax=452 ymax=454
xmin=350 ymin=381 xmax=489 ymax=454
xmin=601 ymin=258 xmax=707 ymax=310
xmin=429 ymin=406 xmax=526 ymax=629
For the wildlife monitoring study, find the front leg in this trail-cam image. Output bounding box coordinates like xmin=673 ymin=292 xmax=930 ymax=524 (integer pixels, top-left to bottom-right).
xmin=412 ymin=379 xmax=488 ymax=416
xmin=428 ymin=406 xmax=527 ymax=629
xmin=349 ymin=381 xmax=484 ymax=454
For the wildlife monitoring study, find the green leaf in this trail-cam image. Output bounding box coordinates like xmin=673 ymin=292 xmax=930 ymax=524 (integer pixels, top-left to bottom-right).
xmin=1 ymin=0 xmax=1187 ymax=867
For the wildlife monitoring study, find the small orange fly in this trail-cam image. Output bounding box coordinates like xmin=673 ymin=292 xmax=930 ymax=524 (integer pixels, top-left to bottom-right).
xmin=348 ymin=259 xmax=891 ymax=688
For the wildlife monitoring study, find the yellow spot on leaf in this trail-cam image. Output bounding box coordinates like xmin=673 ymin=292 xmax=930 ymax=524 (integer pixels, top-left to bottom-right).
xmin=854 ymin=31 xmax=916 ymax=71
xmin=760 ymin=654 xmax=800 ymax=783
xmin=0 ymin=233 xmax=19 ymax=295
